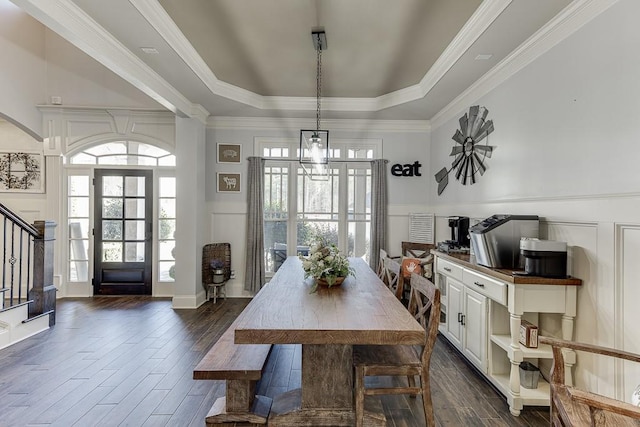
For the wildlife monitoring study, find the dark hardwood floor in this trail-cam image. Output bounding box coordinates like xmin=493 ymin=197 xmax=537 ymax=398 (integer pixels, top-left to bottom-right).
xmin=0 ymin=297 xmax=549 ymax=426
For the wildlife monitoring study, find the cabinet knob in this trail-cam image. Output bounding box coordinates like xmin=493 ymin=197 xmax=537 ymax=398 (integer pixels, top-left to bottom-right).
xmin=444 ymin=267 xmax=452 ymax=272
xmin=474 ymin=281 xmax=485 ymax=288
xmin=461 ymin=314 xmax=466 ymax=326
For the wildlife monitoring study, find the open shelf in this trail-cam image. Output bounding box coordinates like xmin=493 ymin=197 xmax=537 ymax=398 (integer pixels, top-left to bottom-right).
xmin=490 ymin=373 xmax=551 ymax=406
xmin=490 ymin=334 xmax=553 ymax=359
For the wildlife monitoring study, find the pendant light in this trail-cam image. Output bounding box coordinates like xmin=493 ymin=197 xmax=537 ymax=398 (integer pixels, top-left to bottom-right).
xmin=300 ymin=29 xmax=329 ymax=180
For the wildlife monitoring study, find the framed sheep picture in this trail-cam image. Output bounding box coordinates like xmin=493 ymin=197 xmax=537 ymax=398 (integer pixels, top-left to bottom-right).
xmin=217 ymin=143 xmax=242 ymax=164
xmin=217 ymin=173 xmax=241 ymax=193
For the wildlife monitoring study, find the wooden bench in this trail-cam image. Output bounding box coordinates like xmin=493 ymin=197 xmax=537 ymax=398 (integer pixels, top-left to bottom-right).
xmin=193 ymin=317 xmax=273 ymax=425
xmin=540 ymin=336 xmax=640 ymax=426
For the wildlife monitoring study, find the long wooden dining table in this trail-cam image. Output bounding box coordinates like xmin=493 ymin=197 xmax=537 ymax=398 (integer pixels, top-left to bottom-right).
xmin=233 ymin=256 xmax=425 ymax=426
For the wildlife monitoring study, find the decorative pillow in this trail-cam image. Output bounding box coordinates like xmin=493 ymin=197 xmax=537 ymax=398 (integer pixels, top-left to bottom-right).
xmin=401 ymin=257 xmax=423 ymax=278
xmin=401 ymin=255 xmax=434 ymax=279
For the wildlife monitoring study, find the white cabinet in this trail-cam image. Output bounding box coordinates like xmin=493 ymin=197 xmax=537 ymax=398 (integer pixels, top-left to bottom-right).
xmin=444 ymin=277 xmax=487 ymax=373
xmin=434 ymin=252 xmax=581 ymax=417
xmin=462 ymin=286 xmax=487 ymax=371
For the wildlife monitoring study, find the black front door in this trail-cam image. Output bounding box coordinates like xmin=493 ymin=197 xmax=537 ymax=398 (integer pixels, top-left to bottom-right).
xmin=93 ymin=169 xmax=153 ymax=295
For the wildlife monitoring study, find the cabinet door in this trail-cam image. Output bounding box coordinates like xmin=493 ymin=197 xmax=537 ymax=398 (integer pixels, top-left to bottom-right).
xmin=445 ymin=277 xmax=464 ymax=350
xmin=462 ymin=286 xmax=488 ymax=372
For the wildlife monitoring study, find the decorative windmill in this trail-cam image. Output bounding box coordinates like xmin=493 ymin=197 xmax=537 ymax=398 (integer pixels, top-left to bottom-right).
xmin=434 ymin=105 xmax=495 ymax=195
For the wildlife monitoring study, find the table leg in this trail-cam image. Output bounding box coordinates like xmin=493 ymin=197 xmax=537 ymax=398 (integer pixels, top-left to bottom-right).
xmin=269 ymin=344 xmax=385 ymax=426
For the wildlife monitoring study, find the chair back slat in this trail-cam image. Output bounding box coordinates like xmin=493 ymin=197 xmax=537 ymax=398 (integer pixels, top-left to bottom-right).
xmin=384 ymin=258 xmax=401 ymax=299
xmin=408 ymin=273 xmax=441 ymax=366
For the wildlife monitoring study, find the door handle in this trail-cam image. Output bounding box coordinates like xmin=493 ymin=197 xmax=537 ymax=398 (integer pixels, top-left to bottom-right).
xmin=460 ymin=314 xmax=466 ymax=326
xmin=457 ymin=312 xmax=462 ymax=323
xmin=474 ymin=281 xmax=485 ymax=288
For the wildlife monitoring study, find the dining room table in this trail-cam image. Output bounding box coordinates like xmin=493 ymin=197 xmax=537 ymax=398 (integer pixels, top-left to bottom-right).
xmin=233 ymin=256 xmax=426 ymax=426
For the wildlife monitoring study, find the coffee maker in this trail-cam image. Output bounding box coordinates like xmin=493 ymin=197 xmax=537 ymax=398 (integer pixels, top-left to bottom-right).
xmin=437 ymin=216 xmax=470 ymax=253
xmin=448 ymin=216 xmax=470 ymax=247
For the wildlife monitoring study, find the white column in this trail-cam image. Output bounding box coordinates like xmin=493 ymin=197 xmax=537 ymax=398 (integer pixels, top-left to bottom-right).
xmin=173 ymin=116 xmax=206 ymax=308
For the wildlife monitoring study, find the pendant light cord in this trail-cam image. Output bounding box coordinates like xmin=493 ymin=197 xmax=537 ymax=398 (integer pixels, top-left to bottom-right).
xmin=316 ymin=36 xmax=322 ymax=133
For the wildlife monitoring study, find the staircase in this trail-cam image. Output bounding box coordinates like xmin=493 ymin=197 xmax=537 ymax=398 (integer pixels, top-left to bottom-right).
xmin=0 ymin=203 xmax=56 ymax=350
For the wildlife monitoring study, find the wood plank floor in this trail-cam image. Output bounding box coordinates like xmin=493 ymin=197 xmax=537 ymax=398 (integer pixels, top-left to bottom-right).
xmin=0 ymin=297 xmax=549 ymax=426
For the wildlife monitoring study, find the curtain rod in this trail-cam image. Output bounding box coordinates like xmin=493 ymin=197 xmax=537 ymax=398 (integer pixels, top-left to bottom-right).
xmin=253 ymin=157 xmax=387 ymax=164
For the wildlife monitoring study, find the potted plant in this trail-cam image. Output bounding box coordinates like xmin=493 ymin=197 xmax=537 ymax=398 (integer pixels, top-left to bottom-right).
xmin=299 ymin=238 xmax=355 ymax=292
xmin=210 ymin=259 xmax=225 ymax=284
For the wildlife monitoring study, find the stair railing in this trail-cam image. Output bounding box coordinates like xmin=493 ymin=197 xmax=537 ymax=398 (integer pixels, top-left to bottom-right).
xmin=0 ymin=203 xmax=56 ymax=326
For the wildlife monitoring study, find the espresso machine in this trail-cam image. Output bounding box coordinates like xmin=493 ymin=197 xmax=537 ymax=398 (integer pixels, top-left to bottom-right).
xmin=437 ymin=216 xmax=470 ymax=253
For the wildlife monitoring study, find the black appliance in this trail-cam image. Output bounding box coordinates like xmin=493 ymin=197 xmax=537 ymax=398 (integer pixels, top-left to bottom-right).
xmin=448 ymin=216 xmax=470 ymax=247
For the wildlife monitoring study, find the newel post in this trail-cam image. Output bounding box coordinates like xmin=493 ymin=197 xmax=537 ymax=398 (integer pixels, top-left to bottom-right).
xmin=30 ymin=220 xmax=57 ymax=326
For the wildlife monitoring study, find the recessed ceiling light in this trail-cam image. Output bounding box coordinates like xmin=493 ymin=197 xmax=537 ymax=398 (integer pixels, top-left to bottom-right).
xmin=475 ymin=54 xmax=493 ymax=61
xmin=140 ymin=47 xmax=159 ymax=54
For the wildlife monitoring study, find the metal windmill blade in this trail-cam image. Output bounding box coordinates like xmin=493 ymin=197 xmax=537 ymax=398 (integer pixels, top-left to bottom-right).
xmin=452 ymin=129 xmax=465 ymax=144
xmin=459 ymin=113 xmax=468 ymax=138
xmin=472 ymin=152 xmax=487 ymax=175
xmin=450 ymin=146 xmax=464 ymax=156
xmin=474 ymin=145 xmax=494 ymax=158
xmin=434 ymin=167 xmax=449 ymax=195
xmin=467 ymin=105 xmax=479 ymax=136
xmin=469 ymin=155 xmax=476 ymax=184
xmin=473 ymin=120 xmax=494 ymax=143
xmin=470 ymin=107 xmax=488 ymax=138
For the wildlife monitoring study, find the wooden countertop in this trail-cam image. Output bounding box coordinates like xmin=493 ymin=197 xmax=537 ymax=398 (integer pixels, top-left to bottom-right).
xmin=432 ymin=250 xmax=582 ymax=286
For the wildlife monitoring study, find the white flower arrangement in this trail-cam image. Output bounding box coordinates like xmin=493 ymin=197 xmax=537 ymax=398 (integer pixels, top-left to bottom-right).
xmin=299 ymin=238 xmax=354 ymax=290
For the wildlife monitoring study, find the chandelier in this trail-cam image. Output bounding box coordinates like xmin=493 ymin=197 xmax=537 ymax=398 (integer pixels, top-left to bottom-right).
xmin=300 ymin=29 xmax=329 ymax=180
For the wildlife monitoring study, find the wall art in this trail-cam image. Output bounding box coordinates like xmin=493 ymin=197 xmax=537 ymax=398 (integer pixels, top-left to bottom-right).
xmin=217 ymin=172 xmax=241 ymax=193
xmin=217 ymin=143 xmax=242 ymax=163
xmin=0 ymin=151 xmax=45 ymax=193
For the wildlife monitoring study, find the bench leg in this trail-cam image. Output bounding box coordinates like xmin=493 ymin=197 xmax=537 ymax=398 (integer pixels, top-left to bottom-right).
xmin=205 ymin=379 xmax=272 ymax=425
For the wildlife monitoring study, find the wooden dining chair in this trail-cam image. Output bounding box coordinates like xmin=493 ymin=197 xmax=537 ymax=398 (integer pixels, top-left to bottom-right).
xmin=383 ymin=257 xmax=402 ymax=299
xmin=376 ymin=248 xmax=388 ymax=280
xmin=353 ymin=273 xmax=441 ymax=427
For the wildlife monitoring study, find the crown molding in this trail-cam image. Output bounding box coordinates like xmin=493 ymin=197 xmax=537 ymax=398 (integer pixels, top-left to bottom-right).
xmin=13 ymin=0 xmax=198 ymax=118
xmin=131 ymin=0 xmax=510 ymax=113
xmin=190 ymin=104 xmax=210 ymax=125
xmin=430 ymin=0 xmax=620 ymax=129
xmin=207 ymin=116 xmax=430 ymax=133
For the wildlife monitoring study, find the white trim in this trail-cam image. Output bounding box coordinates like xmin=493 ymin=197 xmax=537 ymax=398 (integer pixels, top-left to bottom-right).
xmin=210 ymin=116 xmax=430 ymax=132
xmin=13 ymin=0 xmax=195 ymax=117
xmin=431 ymin=0 xmax=620 ymax=128
xmin=126 ymin=0 xmax=511 ymax=113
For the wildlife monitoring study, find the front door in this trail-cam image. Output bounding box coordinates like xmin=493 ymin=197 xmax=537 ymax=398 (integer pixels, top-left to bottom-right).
xmin=93 ymin=169 xmax=153 ymax=295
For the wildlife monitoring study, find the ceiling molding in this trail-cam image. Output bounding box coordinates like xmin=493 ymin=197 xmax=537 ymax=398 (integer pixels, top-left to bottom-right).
xmin=430 ymin=0 xmax=620 ymax=129
xmin=207 ymin=116 xmax=430 ymax=133
xmin=413 ymin=0 xmax=513 ymax=100
xmin=12 ymin=0 xmax=195 ymax=117
xmin=133 ymin=0 xmax=511 ymax=113
xmin=190 ymin=104 xmax=210 ymax=125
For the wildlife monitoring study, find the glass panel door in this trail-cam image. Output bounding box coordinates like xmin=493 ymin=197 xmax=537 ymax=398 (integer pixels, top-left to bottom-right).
xmin=93 ymin=169 xmax=152 ymax=295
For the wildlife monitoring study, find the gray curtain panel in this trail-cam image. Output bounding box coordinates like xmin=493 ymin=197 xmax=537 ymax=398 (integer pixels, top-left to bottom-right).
xmin=244 ymin=157 xmax=266 ymax=292
xmin=370 ymin=159 xmax=388 ymax=272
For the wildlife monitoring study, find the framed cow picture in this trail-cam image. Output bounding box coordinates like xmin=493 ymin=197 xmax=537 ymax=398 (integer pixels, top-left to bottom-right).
xmin=217 ymin=143 xmax=242 ymax=164
xmin=217 ymin=173 xmax=241 ymax=193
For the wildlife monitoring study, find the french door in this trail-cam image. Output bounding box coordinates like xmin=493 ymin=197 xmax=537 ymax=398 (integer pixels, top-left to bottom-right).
xmin=93 ymin=169 xmax=153 ymax=295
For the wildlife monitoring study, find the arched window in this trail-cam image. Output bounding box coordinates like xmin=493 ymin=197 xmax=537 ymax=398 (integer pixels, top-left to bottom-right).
xmin=68 ymin=141 xmax=175 ymax=166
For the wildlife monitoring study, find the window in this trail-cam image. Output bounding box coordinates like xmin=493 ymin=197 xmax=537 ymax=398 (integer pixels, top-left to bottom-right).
xmin=68 ymin=141 xmax=175 ymax=166
xmin=259 ymin=138 xmax=378 ymax=274
xmin=158 ymin=176 xmax=176 ymax=281
xmin=68 ymin=174 xmax=90 ymax=282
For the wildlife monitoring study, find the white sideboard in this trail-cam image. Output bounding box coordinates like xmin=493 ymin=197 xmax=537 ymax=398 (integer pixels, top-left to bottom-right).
xmin=433 ymin=251 xmax=582 ymax=416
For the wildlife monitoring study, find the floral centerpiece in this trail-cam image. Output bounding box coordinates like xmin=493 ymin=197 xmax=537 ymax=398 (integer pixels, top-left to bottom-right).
xmin=299 ymin=238 xmax=355 ymax=291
